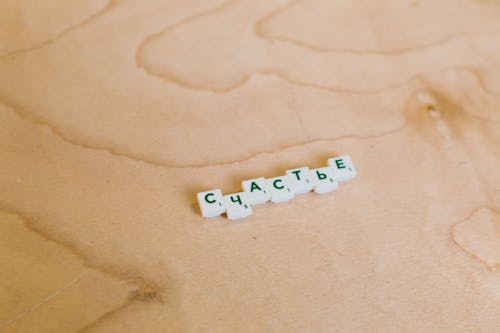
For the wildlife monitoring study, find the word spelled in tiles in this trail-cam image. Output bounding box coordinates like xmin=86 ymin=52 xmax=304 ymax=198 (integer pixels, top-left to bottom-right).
xmin=197 ymin=155 xmax=357 ymax=221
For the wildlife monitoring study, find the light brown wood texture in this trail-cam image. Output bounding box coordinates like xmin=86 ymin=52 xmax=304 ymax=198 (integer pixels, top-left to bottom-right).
xmin=1 ymin=1 xmax=499 ymax=332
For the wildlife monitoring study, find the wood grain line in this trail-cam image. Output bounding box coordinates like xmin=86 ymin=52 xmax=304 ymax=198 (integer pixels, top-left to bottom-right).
xmin=135 ymin=0 xmax=500 ymax=95
xmin=76 ymin=301 xmax=130 ymax=333
xmin=450 ymin=206 xmax=500 ymax=271
xmin=0 ymin=273 xmax=85 ymax=330
xmin=0 ymin=96 xmax=406 ymax=170
xmin=254 ymin=0 xmax=500 ymax=55
xmin=0 ymin=0 xmax=116 ymax=59
xmin=1 ymin=65 xmax=497 ymax=171
xmin=0 ymin=205 xmax=163 ymax=330
xmin=134 ymin=0 xmax=236 ymax=92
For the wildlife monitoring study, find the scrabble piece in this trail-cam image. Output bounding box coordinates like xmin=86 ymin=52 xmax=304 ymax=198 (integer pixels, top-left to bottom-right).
xmin=196 ymin=156 xmax=357 ymax=219
xmin=286 ymin=167 xmax=314 ymax=194
xmin=242 ymin=177 xmax=271 ymax=205
xmin=224 ymin=192 xmax=252 ymax=220
xmin=266 ymin=176 xmax=295 ymax=203
xmin=328 ymin=155 xmax=357 ymax=182
xmin=310 ymin=167 xmax=338 ymax=194
xmin=197 ymin=189 xmax=226 ymax=218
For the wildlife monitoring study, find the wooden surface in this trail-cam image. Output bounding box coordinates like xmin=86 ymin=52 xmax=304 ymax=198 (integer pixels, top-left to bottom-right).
xmin=1 ymin=1 xmax=500 ymax=332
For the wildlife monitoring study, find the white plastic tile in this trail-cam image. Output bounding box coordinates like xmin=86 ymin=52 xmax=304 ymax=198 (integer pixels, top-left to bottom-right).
xmin=266 ymin=176 xmax=295 ymax=203
xmin=197 ymin=189 xmax=226 ymax=218
xmin=242 ymin=177 xmax=271 ymax=205
xmin=286 ymin=167 xmax=314 ymax=194
xmin=328 ymin=155 xmax=357 ymax=182
xmin=310 ymin=167 xmax=338 ymax=194
xmin=224 ymin=192 xmax=252 ymax=220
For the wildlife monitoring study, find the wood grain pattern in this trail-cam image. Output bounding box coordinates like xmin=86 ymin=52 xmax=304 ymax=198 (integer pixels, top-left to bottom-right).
xmin=0 ymin=0 xmax=499 ymax=332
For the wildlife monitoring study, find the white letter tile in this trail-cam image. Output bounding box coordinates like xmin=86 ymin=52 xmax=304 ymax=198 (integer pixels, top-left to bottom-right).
xmin=286 ymin=167 xmax=314 ymax=194
xmin=242 ymin=177 xmax=271 ymax=205
xmin=197 ymin=189 xmax=226 ymax=218
xmin=266 ymin=176 xmax=295 ymax=203
xmin=224 ymin=192 xmax=253 ymax=220
xmin=311 ymin=167 xmax=338 ymax=194
xmin=328 ymin=155 xmax=357 ymax=182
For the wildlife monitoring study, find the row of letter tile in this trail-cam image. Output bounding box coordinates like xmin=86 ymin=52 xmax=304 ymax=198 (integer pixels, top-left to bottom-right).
xmin=197 ymin=155 xmax=356 ymax=220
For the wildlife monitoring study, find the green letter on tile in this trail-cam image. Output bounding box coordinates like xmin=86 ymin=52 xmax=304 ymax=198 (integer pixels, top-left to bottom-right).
xmin=316 ymin=170 xmax=327 ymax=180
xmin=273 ymin=179 xmax=284 ymax=189
xmin=335 ymin=159 xmax=345 ymax=169
xmin=291 ymin=170 xmax=301 ymax=180
xmin=250 ymin=182 xmax=261 ymax=192
xmin=205 ymin=193 xmax=216 ymax=203
xmin=230 ymin=195 xmax=242 ymax=205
